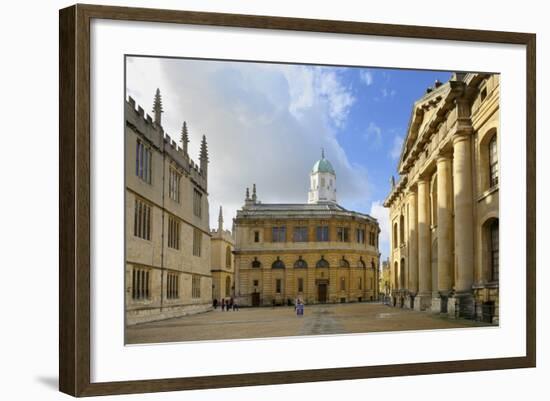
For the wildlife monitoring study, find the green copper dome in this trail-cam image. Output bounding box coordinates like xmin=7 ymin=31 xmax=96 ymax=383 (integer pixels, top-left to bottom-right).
xmin=311 ymin=149 xmax=335 ymax=175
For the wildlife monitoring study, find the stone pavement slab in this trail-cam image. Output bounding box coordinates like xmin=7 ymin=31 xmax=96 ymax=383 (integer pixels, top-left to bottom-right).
xmin=125 ymin=302 xmax=492 ymax=344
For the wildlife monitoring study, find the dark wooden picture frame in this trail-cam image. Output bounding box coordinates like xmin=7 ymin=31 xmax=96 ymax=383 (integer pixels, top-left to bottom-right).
xmin=59 ymin=3 xmax=536 ymax=397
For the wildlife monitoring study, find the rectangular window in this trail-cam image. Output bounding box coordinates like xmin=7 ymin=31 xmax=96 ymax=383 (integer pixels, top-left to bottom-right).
xmin=293 ymin=226 xmax=308 ymax=242
xmin=489 ymin=136 xmax=499 ymax=188
xmin=272 ymin=226 xmax=286 ymax=242
xmin=340 ymin=277 xmax=346 ymax=291
xmin=193 ymin=189 xmax=202 ymax=218
xmin=167 ymin=216 xmax=180 ymax=249
xmin=316 ymin=226 xmax=329 ymax=242
xmin=337 ymin=227 xmax=350 ymax=242
xmin=275 ymin=279 xmax=282 ymax=294
xmin=192 ymin=275 xmax=201 ymax=299
xmin=193 ymin=229 xmax=202 ymax=257
xmin=368 ymin=231 xmax=376 ymax=246
xmin=131 ymin=267 xmax=150 ymax=300
xmin=253 ymin=280 xmax=259 ymax=287
xmin=254 ymin=231 xmax=260 ymax=243
xmin=358 ymin=278 xmax=362 ymax=290
xmin=133 ymin=198 xmax=151 ymax=240
xmin=168 ymin=168 xmax=181 ymax=202
xmin=297 ymin=278 xmax=304 ymax=293
xmin=135 ymin=139 xmax=152 ymax=184
xmin=167 ymin=273 xmax=179 ymax=299
xmin=356 ymin=229 xmax=365 ymax=244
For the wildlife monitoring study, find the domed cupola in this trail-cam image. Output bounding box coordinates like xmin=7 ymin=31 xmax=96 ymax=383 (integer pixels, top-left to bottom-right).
xmin=311 ymin=150 xmax=335 ymax=175
xmin=308 ymin=149 xmax=337 ymax=204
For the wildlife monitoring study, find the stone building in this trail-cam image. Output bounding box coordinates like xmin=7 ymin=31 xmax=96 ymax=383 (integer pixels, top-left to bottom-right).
xmin=234 ymin=153 xmax=380 ymax=307
xmin=384 ymin=73 xmax=499 ymax=323
xmin=380 ymin=259 xmax=391 ymax=299
xmin=125 ymin=89 xmax=212 ymax=325
xmin=210 ymin=206 xmax=235 ymax=303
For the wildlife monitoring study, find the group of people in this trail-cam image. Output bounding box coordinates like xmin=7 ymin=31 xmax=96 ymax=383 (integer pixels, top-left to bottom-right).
xmin=213 ymin=297 xmax=239 ymax=311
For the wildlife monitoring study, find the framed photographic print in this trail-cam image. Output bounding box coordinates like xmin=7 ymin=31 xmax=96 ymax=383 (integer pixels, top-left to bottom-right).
xmin=59 ymin=3 xmax=536 ymax=397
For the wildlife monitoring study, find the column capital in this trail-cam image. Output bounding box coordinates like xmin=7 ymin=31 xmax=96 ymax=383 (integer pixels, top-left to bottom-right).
xmin=417 ymin=169 xmax=434 ymax=183
xmin=452 ymin=130 xmax=473 ymax=146
xmin=436 ymin=151 xmax=452 ymax=163
xmin=405 ymin=183 xmax=417 ymax=195
xmin=417 ymin=176 xmax=429 ymax=186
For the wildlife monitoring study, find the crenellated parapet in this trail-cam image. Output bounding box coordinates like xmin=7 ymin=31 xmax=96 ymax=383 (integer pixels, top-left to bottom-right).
xmin=210 ymin=228 xmax=235 ymax=244
xmin=125 ymin=95 xmax=208 ymax=192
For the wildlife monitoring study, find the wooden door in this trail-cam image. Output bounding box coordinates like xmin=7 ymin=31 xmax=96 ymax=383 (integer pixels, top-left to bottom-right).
xmin=251 ymin=292 xmax=260 ymax=307
xmin=318 ymin=284 xmax=327 ymax=303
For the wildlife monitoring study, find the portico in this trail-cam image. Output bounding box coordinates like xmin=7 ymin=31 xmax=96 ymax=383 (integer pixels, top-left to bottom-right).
xmin=384 ymin=73 xmax=500 ymax=323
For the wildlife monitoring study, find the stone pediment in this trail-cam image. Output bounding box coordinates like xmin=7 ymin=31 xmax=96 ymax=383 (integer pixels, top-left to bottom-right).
xmin=398 ymin=84 xmax=450 ymax=172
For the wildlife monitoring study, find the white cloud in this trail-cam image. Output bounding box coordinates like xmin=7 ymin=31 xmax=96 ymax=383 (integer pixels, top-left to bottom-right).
xmin=390 ymin=135 xmax=404 ymax=160
xmin=370 ymin=200 xmax=390 ymax=261
xmin=381 ymin=88 xmax=397 ymax=98
xmin=364 ymin=122 xmax=382 ymax=148
xmin=278 ymin=66 xmax=355 ymax=128
xmin=359 ymin=70 xmax=373 ymax=86
xmin=126 ymin=57 xmax=369 ymax=231
xmin=316 ymin=70 xmax=356 ymax=127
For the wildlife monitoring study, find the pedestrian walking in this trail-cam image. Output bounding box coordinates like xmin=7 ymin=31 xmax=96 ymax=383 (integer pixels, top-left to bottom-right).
xmin=296 ymin=300 xmax=304 ymax=317
xmin=221 ymin=298 xmax=225 ymax=311
xmin=213 ymin=298 xmax=218 ymax=309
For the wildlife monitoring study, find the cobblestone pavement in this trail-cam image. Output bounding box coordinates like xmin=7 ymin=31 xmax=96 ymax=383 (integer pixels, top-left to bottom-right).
xmin=126 ymin=302 xmax=492 ymax=344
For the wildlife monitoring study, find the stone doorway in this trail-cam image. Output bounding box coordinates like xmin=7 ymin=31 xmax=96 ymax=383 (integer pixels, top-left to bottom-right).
xmin=251 ymin=292 xmax=260 ymax=307
xmin=318 ymin=284 xmax=328 ymax=303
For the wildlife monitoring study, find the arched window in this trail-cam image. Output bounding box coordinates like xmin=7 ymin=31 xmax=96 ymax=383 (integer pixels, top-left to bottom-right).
xmin=225 ymin=245 xmax=231 ymax=268
xmin=316 ymin=257 xmax=329 ymax=268
xmin=358 ymin=258 xmax=366 ymax=268
xmin=272 ymin=257 xmax=285 ymax=269
xmin=251 ymin=257 xmax=261 ymax=268
xmin=294 ymin=257 xmax=308 ymax=269
xmin=393 ymin=223 xmax=398 ymax=248
xmin=394 ymin=261 xmax=398 ymax=288
xmin=489 ymin=135 xmax=499 ymax=187
xmin=371 ymin=260 xmax=376 ymax=270
xmin=339 ymin=258 xmax=350 ymax=268
xmin=225 ymin=276 xmax=231 ymax=297
xmin=489 ymin=219 xmax=499 ymax=281
xmin=399 ymin=215 xmax=405 ymax=245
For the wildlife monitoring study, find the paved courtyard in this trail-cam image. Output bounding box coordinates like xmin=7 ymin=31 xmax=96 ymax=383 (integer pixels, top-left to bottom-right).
xmin=126 ymin=302 xmax=492 ymax=344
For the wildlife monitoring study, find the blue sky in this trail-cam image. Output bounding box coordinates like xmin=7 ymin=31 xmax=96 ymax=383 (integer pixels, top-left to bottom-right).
xmin=127 ymin=57 xmax=452 ymax=261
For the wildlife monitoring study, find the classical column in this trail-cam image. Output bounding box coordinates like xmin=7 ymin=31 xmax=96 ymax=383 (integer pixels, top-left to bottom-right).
xmin=435 ymin=155 xmax=453 ymax=313
xmin=453 ymin=133 xmax=475 ymax=317
xmin=407 ymin=189 xmax=418 ymax=306
xmin=416 ymin=178 xmax=431 ymax=310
